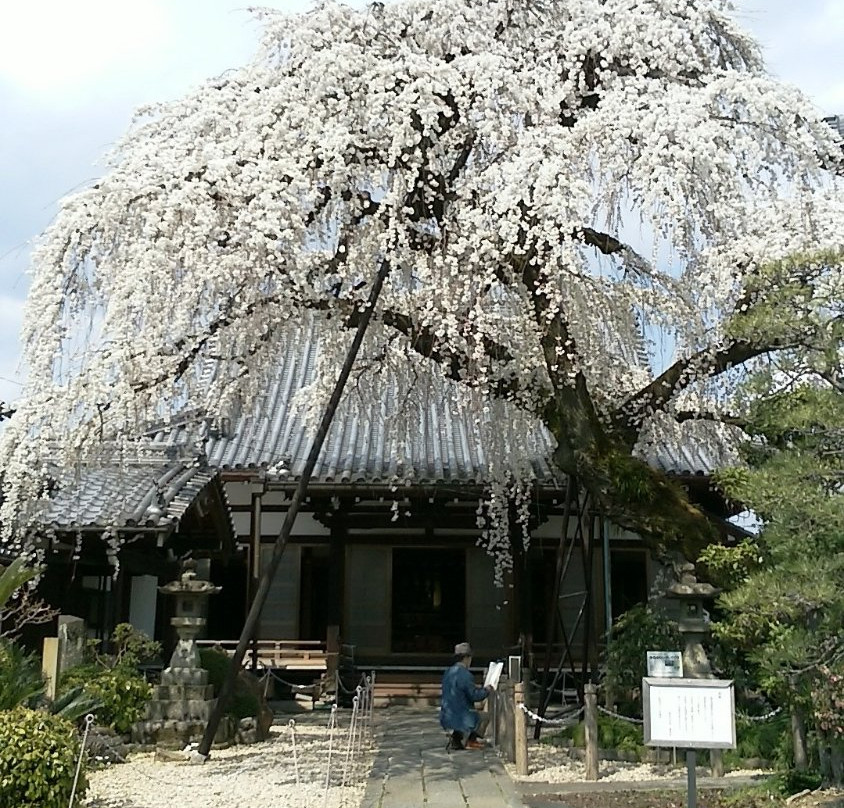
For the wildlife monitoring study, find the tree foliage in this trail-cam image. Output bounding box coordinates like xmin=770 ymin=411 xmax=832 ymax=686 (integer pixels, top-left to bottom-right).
xmin=704 ymin=246 xmax=844 ymax=777
xmin=2 ymin=0 xmax=844 ymax=566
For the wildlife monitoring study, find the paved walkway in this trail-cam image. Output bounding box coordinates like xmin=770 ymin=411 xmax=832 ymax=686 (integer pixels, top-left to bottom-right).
xmin=361 ymin=707 xmax=523 ymax=808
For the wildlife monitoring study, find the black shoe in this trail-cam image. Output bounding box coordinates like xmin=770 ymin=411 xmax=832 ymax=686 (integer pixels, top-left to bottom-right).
xmin=447 ymin=731 xmax=464 ymax=751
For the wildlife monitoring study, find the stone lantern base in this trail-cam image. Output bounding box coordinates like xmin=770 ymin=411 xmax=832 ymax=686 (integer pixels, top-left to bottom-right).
xmin=131 ymin=664 xmax=236 ymax=748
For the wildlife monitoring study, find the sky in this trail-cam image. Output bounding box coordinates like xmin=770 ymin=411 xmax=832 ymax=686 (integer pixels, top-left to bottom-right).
xmin=1 ymin=0 xmax=843 ymax=408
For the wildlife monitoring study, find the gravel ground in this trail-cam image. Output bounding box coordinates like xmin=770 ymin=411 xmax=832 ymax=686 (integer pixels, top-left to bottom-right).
xmin=82 ymin=711 xmax=374 ymax=808
xmin=505 ymin=740 xmax=770 ymax=783
xmin=82 ymin=710 xmax=771 ymax=806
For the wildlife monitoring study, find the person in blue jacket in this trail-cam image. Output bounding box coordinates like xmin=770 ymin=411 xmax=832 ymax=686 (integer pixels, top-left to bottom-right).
xmin=440 ymin=641 xmax=493 ymax=749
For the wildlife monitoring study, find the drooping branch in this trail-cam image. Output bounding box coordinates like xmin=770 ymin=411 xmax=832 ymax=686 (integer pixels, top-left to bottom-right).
xmin=610 ymin=336 xmax=789 ymax=440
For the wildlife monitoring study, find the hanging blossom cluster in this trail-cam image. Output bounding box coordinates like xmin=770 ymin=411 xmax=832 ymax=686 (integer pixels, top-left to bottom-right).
xmin=3 ymin=0 xmax=844 ymax=570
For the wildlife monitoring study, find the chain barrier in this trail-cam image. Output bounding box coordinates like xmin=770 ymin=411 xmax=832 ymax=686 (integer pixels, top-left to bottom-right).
xmin=737 ymin=706 xmax=783 ymax=722
xmin=264 ymin=667 xmax=318 ymax=691
xmin=68 ymin=713 xmax=95 ymax=808
xmin=335 ymin=670 xmax=369 ymax=696
xmin=597 ymin=705 xmax=644 ymax=724
xmin=367 ymin=672 xmax=377 ymax=749
xmin=519 ymin=703 xmax=583 ymax=725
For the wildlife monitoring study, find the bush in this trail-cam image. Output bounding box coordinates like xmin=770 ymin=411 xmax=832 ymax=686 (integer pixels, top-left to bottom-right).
xmin=542 ymin=714 xmax=644 ymax=754
xmin=60 ymin=664 xmax=151 ymax=734
xmin=736 ymin=712 xmax=791 ymax=766
xmin=198 ymin=646 xmax=230 ymax=692
xmin=603 ymin=604 xmax=683 ymax=713
xmin=0 ymin=639 xmax=44 ymax=710
xmin=0 ymin=706 xmax=85 ymax=807
xmin=110 ymin=623 xmax=161 ymax=667
xmin=199 ymin=646 xmax=260 ymax=720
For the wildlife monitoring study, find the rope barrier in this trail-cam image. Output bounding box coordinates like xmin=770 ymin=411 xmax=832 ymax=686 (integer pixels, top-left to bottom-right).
xmin=737 ymin=706 xmax=783 ymax=722
xmin=597 ymin=705 xmax=644 ymax=724
xmin=288 ymin=719 xmax=300 ymax=785
xmin=341 ymin=691 xmax=361 ymax=790
xmin=519 ymin=703 xmax=583 ymax=725
xmin=68 ymin=714 xmax=95 ymax=808
xmin=323 ymin=705 xmax=337 ymax=807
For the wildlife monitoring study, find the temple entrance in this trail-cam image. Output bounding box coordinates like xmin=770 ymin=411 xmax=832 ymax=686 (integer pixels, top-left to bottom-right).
xmin=391 ymin=548 xmax=465 ymax=653
xmin=300 ymin=546 xmax=330 ymax=641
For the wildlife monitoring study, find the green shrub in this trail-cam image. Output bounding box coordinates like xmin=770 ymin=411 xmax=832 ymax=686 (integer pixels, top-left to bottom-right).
xmin=49 ymin=686 xmax=103 ymax=723
xmin=198 ymin=646 xmax=231 ymax=692
xmin=60 ymin=664 xmax=151 ymax=734
xmin=110 ymin=623 xmax=161 ymax=667
xmin=0 ymin=639 xmax=45 ymax=710
xmin=604 ymin=604 xmax=683 ymax=713
xmin=769 ymin=767 xmax=823 ymax=796
xmin=0 ymin=706 xmax=85 ymax=807
xmin=543 ymin=714 xmax=644 ymax=753
xmin=737 ymin=712 xmax=790 ymax=765
xmin=199 ymin=646 xmax=260 ymax=720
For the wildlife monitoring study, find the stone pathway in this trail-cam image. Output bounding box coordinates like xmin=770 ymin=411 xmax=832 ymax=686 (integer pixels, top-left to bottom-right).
xmin=361 ymin=707 xmax=523 ymax=808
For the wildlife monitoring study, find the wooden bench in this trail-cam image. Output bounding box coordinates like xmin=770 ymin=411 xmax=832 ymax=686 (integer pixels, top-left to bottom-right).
xmin=197 ymin=639 xmax=329 ymax=672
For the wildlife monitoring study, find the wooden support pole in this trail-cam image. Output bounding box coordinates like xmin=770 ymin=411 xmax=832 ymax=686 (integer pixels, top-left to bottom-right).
xmin=514 ymin=682 xmax=528 ymax=776
xmin=710 ymin=748 xmax=724 ymax=778
xmin=584 ymin=682 xmax=599 ymax=781
xmin=196 ymin=259 xmax=391 ymax=759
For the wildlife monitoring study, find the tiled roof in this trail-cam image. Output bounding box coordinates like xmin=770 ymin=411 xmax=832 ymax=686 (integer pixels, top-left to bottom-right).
xmin=40 ymin=449 xmax=221 ymax=532
xmin=636 ymin=418 xmax=743 ymax=478
xmin=151 ymin=322 xmax=739 ymax=485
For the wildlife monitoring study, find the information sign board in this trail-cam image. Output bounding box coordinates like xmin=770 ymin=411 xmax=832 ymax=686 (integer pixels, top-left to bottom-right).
xmin=643 ymin=678 xmax=736 ymax=749
xmin=647 ymin=650 xmax=683 ymax=678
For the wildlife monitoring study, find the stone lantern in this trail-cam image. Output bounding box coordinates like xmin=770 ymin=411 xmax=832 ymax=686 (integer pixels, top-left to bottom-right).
xmin=664 ymin=560 xmax=725 ymax=777
xmin=664 ymin=561 xmax=719 ymax=679
xmin=159 ymin=559 xmax=221 ymax=671
xmin=132 ymin=560 xmax=230 ymax=748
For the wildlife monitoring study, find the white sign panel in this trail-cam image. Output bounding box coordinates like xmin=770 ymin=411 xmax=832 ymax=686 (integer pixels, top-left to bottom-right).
xmin=647 ymin=651 xmax=683 ymax=678
xmin=643 ymin=678 xmax=736 ymax=749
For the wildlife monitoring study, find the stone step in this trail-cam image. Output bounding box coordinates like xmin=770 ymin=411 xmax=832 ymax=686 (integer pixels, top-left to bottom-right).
xmin=161 ymin=667 xmax=209 ymax=687
xmin=131 ymin=716 xmax=236 ymax=748
xmin=146 ymin=698 xmax=217 ymax=722
xmin=153 ymin=684 xmax=215 ymax=701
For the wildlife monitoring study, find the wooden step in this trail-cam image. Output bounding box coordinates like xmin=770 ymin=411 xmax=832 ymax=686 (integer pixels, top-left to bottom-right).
xmin=372 ymin=678 xmax=441 ymax=707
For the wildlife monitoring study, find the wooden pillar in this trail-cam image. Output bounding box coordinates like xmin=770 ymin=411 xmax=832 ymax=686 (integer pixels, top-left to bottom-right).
xmin=248 ymin=482 xmax=264 ymax=667
xmin=514 ymin=681 xmax=529 ymax=776
xmin=584 ymin=682 xmax=599 ymax=781
xmin=327 ymin=505 xmax=346 ymax=629
xmin=710 ymin=748 xmax=724 ymax=778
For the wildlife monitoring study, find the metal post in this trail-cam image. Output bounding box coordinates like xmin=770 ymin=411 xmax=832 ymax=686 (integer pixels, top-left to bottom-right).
xmin=686 ymin=749 xmax=697 ymax=808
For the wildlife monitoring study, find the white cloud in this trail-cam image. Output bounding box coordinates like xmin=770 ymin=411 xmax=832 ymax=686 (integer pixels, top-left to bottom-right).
xmin=0 ymin=1 xmax=168 ymax=99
